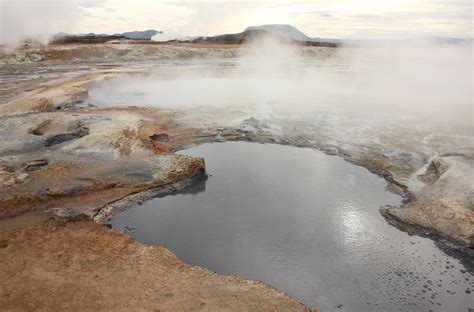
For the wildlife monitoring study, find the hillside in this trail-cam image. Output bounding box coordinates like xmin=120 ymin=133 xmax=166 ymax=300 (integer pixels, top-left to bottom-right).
xmin=50 ymin=30 xmax=160 ymax=44
xmin=113 ymin=30 xmax=159 ymax=39
xmin=191 ymin=25 xmax=338 ymax=47
xmin=244 ymin=24 xmax=314 ymax=42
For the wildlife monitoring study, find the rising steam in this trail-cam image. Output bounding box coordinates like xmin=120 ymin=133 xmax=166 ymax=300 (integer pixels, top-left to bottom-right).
xmin=0 ymin=0 xmax=81 ymax=45
xmin=88 ymin=37 xmax=473 ymax=128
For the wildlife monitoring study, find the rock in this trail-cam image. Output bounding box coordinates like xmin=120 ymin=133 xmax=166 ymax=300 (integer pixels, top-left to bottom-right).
xmin=24 ymin=159 xmax=49 ymax=172
xmin=387 ymin=152 xmax=474 ymax=246
xmin=149 ymin=133 xmax=170 ymax=142
xmin=417 ymin=158 xmax=448 ymax=184
xmin=45 ymin=127 xmax=89 ymax=147
xmin=387 ymin=198 xmax=474 ymax=245
xmin=29 ymin=119 xmax=52 ymax=135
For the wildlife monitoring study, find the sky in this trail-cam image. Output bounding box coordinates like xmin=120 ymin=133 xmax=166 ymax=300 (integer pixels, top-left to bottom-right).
xmin=0 ymin=0 xmax=472 ymax=44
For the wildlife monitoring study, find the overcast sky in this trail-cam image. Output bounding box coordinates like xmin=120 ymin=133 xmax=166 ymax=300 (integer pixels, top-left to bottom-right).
xmin=0 ymin=0 xmax=472 ymax=44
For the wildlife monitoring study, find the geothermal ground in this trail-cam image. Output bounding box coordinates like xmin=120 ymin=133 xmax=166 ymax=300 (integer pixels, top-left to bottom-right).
xmin=0 ymin=42 xmax=472 ymax=311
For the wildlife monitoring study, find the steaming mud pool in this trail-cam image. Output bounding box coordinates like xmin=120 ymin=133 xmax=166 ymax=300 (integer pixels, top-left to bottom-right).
xmin=111 ymin=142 xmax=473 ymax=311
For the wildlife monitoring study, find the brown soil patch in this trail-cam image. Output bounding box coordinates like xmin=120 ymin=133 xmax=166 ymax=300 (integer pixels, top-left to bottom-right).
xmin=0 ymin=219 xmax=314 ymax=311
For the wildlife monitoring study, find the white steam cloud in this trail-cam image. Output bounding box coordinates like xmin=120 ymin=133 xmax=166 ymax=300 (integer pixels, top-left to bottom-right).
xmin=151 ymin=31 xmax=178 ymax=42
xmin=88 ymin=38 xmax=473 ymax=128
xmin=0 ymin=0 xmax=82 ymax=45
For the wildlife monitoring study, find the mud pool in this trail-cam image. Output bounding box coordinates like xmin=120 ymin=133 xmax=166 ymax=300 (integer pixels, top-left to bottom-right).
xmin=111 ymin=142 xmax=473 ymax=311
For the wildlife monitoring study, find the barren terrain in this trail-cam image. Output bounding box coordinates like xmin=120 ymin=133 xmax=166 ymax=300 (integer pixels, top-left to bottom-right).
xmin=0 ymin=42 xmax=472 ymax=310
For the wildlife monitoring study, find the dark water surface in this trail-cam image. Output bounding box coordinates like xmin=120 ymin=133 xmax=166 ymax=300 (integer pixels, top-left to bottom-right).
xmin=111 ymin=142 xmax=473 ymax=311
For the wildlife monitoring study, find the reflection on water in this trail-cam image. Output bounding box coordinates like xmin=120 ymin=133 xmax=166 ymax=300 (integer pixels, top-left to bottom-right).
xmin=112 ymin=142 xmax=473 ymax=311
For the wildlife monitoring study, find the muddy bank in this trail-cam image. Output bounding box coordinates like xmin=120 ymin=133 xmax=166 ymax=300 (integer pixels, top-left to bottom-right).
xmin=0 ymin=218 xmax=312 ymax=311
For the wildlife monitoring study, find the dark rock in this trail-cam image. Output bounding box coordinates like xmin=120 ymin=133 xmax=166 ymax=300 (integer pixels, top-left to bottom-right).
xmin=24 ymin=159 xmax=50 ymax=172
xmin=45 ymin=127 xmax=89 ymax=147
xmin=149 ymin=133 xmax=170 ymax=142
xmin=0 ymin=240 xmax=8 ymax=248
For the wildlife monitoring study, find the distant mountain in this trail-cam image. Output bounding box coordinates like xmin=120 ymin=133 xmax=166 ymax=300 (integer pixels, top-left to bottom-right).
xmin=191 ymin=24 xmax=339 ymax=47
xmin=431 ymin=37 xmax=473 ymax=45
xmin=50 ymin=25 xmax=342 ymax=46
xmin=113 ymin=30 xmax=160 ymax=40
xmin=51 ymin=30 xmax=160 ymax=43
xmin=244 ymin=24 xmax=314 ymax=42
xmin=79 ymin=33 xmax=112 ymax=38
xmin=50 ymin=34 xmax=127 ymax=44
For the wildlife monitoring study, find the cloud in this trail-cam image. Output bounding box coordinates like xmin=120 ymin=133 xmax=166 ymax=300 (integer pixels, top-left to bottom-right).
xmin=0 ymin=0 xmax=472 ymax=45
xmin=288 ymin=0 xmax=472 ymax=38
xmin=80 ymin=0 xmax=107 ymax=8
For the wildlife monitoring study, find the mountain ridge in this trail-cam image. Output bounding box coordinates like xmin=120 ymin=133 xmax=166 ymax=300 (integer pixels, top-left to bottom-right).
xmin=51 ymin=25 xmax=340 ymax=46
xmin=244 ymin=24 xmax=315 ymax=42
xmin=53 ymin=30 xmax=160 ymax=40
xmin=191 ymin=24 xmax=339 ymax=46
